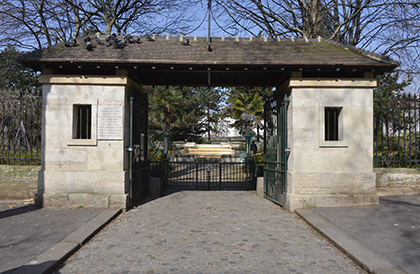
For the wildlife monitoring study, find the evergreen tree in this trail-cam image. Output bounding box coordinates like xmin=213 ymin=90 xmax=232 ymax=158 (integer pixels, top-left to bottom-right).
xmin=0 ymin=45 xmax=39 ymax=91
xmin=374 ymin=71 xmax=411 ymax=145
xmin=197 ymin=87 xmax=226 ymax=142
xmin=147 ymin=86 xmax=207 ymax=142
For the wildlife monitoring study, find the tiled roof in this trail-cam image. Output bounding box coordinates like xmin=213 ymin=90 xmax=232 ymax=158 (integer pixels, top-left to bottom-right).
xmin=20 ymin=36 xmax=397 ymax=67
xmin=18 ymin=35 xmax=398 ymax=86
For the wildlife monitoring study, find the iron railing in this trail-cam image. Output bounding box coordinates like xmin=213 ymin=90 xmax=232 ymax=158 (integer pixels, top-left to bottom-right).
xmin=374 ymin=91 xmax=420 ymax=168
xmin=0 ymin=89 xmax=42 ymax=165
xmin=151 ymin=160 xmax=256 ymax=191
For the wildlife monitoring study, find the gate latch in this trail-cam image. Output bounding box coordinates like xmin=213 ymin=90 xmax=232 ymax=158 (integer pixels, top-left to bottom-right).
xmin=126 ymin=147 xmax=133 ymax=152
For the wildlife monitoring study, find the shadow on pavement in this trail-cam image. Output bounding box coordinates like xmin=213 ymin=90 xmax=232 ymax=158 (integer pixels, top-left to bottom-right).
xmin=0 ymin=203 xmax=40 ymax=220
xmin=2 ymin=260 xmax=58 ymax=274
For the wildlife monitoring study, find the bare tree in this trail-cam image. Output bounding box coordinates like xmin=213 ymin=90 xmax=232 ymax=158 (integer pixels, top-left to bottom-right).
xmin=213 ymin=0 xmax=420 ymax=74
xmin=214 ymin=0 xmax=374 ymax=44
xmin=0 ymin=0 xmax=77 ymax=49
xmin=0 ymin=0 xmax=203 ymax=50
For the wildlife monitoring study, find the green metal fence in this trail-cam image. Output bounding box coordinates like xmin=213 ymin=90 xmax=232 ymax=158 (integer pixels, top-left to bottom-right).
xmin=0 ymin=89 xmax=42 ymax=165
xmin=151 ymin=159 xmax=256 ymax=191
xmin=374 ymin=90 xmax=420 ymax=168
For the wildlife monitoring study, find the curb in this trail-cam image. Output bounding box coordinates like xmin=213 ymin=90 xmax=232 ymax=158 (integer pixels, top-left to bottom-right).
xmin=295 ymin=209 xmax=406 ymax=274
xmin=13 ymin=208 xmax=122 ymax=274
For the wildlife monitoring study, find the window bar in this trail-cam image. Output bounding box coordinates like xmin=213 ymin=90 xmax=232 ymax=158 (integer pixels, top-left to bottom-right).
xmin=326 ymin=109 xmax=330 ymax=141
xmin=79 ymin=107 xmax=83 ymax=139
xmin=334 ymin=109 xmax=337 ymax=141
xmin=86 ymin=107 xmax=90 ymax=139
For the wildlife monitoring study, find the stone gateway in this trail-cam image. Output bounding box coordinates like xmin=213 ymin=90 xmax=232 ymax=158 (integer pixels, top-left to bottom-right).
xmin=18 ymin=35 xmax=397 ymax=210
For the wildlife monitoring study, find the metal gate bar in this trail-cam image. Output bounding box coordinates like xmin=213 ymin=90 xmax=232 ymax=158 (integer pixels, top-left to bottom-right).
xmin=162 ymin=161 xmax=256 ymax=190
xmin=264 ymin=92 xmax=289 ymax=207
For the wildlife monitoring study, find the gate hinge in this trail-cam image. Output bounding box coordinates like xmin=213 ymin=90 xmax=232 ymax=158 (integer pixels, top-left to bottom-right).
xmin=126 ymin=147 xmax=133 ymax=152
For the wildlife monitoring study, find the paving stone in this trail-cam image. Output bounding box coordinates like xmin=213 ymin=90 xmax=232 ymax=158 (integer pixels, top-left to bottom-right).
xmin=55 ymin=191 xmax=365 ymax=274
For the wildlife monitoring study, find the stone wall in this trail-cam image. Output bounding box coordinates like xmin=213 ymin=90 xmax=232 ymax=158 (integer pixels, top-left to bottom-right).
xmin=36 ymin=73 xmax=137 ymax=209
xmin=375 ymin=168 xmax=420 ymax=196
xmin=0 ymin=165 xmax=40 ymax=200
xmin=284 ymin=77 xmax=379 ymax=210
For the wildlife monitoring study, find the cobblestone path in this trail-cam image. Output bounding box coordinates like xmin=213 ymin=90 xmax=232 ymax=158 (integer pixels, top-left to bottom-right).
xmin=55 ymin=191 xmax=364 ymax=274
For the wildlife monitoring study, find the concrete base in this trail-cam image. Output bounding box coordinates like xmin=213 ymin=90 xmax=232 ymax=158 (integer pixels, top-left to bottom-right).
xmin=376 ymin=168 xmax=420 ymax=196
xmin=35 ymin=193 xmax=129 ymax=209
xmin=149 ymin=177 xmax=161 ymax=197
xmin=287 ymin=193 xmax=379 ymax=211
xmin=256 ymin=177 xmax=264 ymax=198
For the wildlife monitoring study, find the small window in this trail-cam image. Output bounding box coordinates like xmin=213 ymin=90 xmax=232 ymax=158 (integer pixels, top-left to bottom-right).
xmin=73 ymin=105 xmax=91 ymax=139
xmin=325 ymin=107 xmax=342 ymax=141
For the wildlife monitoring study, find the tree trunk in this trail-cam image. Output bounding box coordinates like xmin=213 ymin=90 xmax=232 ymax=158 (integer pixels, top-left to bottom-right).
xmin=207 ymin=107 xmax=211 ymax=142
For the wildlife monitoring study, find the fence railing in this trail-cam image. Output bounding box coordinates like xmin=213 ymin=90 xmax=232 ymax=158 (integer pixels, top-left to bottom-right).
xmin=3 ymin=88 xmax=420 ymax=169
xmin=0 ymin=89 xmax=42 ymax=165
xmin=150 ymin=159 xmax=256 ymax=191
xmin=374 ymin=90 xmax=420 ymax=168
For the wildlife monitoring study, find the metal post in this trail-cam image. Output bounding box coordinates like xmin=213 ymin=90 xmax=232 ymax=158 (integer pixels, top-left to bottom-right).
xmin=219 ymin=162 xmax=222 ymax=190
xmin=196 ymin=162 xmax=199 ymax=190
xmin=161 ymin=131 xmax=170 ymax=154
xmin=129 ymin=97 xmax=134 ymax=205
xmin=207 ymin=0 xmax=212 ymax=51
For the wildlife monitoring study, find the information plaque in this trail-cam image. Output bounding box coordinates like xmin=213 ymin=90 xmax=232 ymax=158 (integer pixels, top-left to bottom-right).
xmin=98 ymin=105 xmax=123 ymax=140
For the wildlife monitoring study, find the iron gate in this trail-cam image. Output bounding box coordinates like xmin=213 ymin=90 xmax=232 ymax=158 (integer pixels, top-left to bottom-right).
xmin=264 ymin=93 xmax=289 ymax=207
xmin=128 ymin=91 xmax=149 ymax=207
xmin=154 ymin=160 xmax=256 ymax=190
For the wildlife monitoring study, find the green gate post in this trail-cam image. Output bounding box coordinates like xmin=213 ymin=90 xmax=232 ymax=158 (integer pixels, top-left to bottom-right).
xmin=161 ymin=131 xmax=170 ymax=154
xmin=245 ymin=131 xmax=255 ymax=156
xmin=128 ymin=97 xmax=134 ymax=206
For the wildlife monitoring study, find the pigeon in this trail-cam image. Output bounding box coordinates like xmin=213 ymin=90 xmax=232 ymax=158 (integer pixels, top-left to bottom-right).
xmin=95 ymin=37 xmax=104 ymax=45
xmin=182 ymin=38 xmax=190 ymax=46
xmin=145 ymin=34 xmax=155 ymax=41
xmin=106 ymin=33 xmax=117 ymax=42
xmin=86 ymin=41 xmax=96 ymax=51
xmin=65 ymin=39 xmax=77 ymax=47
xmin=113 ymin=40 xmax=126 ymax=49
xmin=124 ymin=34 xmax=138 ymax=44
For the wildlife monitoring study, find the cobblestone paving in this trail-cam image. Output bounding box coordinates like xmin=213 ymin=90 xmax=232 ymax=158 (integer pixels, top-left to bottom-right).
xmin=55 ymin=191 xmax=364 ymax=274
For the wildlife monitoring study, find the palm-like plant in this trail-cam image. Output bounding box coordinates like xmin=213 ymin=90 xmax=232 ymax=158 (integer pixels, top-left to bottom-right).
xmin=229 ymin=88 xmax=264 ymax=136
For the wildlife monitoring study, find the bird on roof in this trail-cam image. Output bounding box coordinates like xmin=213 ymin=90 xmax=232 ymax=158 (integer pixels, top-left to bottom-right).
xmin=113 ymin=40 xmax=126 ymax=49
xmin=106 ymin=33 xmax=117 ymax=42
xmin=86 ymin=41 xmax=96 ymax=51
xmin=95 ymin=37 xmax=104 ymax=45
xmin=145 ymin=34 xmax=155 ymax=41
xmin=65 ymin=39 xmax=77 ymax=47
xmin=182 ymin=39 xmax=190 ymax=46
xmin=124 ymin=34 xmax=139 ymax=44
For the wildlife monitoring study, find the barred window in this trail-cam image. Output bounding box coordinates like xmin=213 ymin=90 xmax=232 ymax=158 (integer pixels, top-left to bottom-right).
xmin=73 ymin=105 xmax=92 ymax=139
xmin=325 ymin=107 xmax=342 ymax=141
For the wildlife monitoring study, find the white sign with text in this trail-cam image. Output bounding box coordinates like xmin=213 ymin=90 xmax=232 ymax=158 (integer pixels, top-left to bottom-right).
xmin=98 ymin=105 xmax=123 ymax=140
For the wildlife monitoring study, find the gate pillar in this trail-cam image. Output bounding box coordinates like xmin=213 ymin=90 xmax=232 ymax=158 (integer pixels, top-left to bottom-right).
xmin=35 ymin=70 xmax=138 ymax=209
xmin=283 ymin=73 xmax=379 ymax=211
